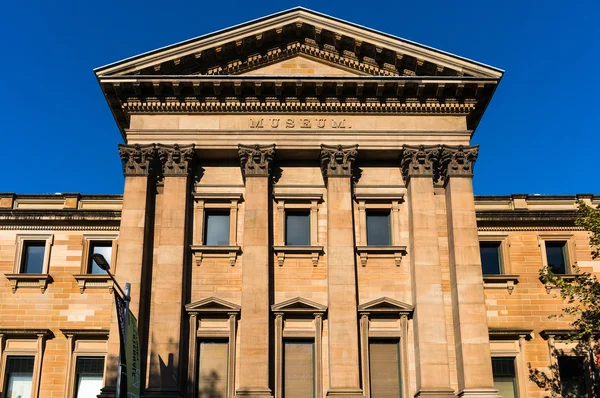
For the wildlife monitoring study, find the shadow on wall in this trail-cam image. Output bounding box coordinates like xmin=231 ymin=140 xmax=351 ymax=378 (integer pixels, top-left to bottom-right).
xmin=528 ymin=341 xmax=596 ymax=398
xmin=198 ymin=370 xmax=224 ymax=398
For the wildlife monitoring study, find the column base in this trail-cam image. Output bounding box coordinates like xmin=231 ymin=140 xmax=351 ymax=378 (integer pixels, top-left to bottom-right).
xmin=415 ymin=388 xmax=456 ymax=397
xmin=236 ymin=387 xmax=273 ymax=397
xmin=326 ymin=387 xmax=364 ymax=397
xmin=457 ymin=388 xmax=500 ymax=398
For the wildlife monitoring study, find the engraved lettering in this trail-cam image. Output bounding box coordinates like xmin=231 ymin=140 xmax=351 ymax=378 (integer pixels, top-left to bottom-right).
xmin=331 ymin=119 xmax=347 ymax=129
xmin=316 ymin=119 xmax=326 ymax=128
xmin=300 ymin=118 xmax=311 ymax=128
xmin=249 ymin=118 xmax=264 ymax=129
xmin=286 ymin=119 xmax=295 ymax=128
xmin=270 ymin=118 xmax=280 ymax=128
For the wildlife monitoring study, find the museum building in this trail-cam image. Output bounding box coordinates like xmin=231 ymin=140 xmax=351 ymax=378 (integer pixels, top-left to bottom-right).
xmin=0 ymin=7 xmax=599 ymax=398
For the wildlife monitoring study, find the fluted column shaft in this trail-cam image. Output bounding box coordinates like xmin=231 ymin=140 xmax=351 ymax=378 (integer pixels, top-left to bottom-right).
xmin=401 ymin=145 xmax=455 ymax=398
xmin=145 ymin=144 xmax=195 ymax=396
xmin=321 ymin=145 xmax=362 ymax=397
xmin=101 ymin=144 xmax=156 ymax=397
xmin=442 ymin=145 xmax=498 ymax=397
xmin=236 ymin=144 xmax=275 ymax=397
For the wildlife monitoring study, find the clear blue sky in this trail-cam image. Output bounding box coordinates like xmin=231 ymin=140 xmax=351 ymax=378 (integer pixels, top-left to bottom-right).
xmin=0 ymin=0 xmax=597 ymax=195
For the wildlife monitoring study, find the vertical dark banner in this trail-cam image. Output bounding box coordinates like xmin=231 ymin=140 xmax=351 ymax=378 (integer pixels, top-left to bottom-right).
xmin=126 ymin=310 xmax=141 ymax=397
xmin=114 ymin=292 xmax=128 ymax=394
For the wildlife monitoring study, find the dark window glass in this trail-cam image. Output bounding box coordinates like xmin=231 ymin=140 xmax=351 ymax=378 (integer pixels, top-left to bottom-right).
xmin=198 ymin=340 xmax=228 ymax=397
xmin=89 ymin=241 xmax=112 ymax=274
xmin=480 ymin=242 xmax=502 ymax=275
xmin=558 ymin=356 xmax=589 ymax=398
xmin=491 ymin=357 xmax=518 ymax=398
xmin=546 ymin=241 xmax=568 ymax=274
xmin=366 ymin=211 xmax=391 ymax=246
xmin=4 ymin=356 xmax=34 ymax=398
xmin=284 ymin=340 xmax=314 ymax=398
xmin=21 ymin=241 xmax=45 ymax=274
xmin=75 ymin=357 xmax=105 ymax=398
xmin=369 ymin=339 xmax=401 ymax=397
xmin=286 ymin=211 xmax=310 ymax=246
xmin=205 ymin=211 xmax=230 ymax=246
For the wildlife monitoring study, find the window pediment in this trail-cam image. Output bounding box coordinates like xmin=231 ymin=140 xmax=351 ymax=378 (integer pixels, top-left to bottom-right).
xmin=185 ymin=297 xmax=241 ymax=314
xmin=271 ymin=297 xmax=327 ymax=313
xmin=358 ymin=297 xmax=413 ymax=315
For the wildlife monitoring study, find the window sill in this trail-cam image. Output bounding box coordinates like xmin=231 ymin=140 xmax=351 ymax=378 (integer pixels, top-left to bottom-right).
xmin=539 ymin=274 xmax=578 ymax=294
xmin=483 ymin=274 xmax=520 ymax=295
xmin=273 ymin=245 xmax=324 ymax=267
xmin=191 ymin=245 xmax=242 ymax=266
xmin=355 ymin=246 xmax=407 ymax=267
xmin=73 ymin=274 xmax=114 ymax=294
xmin=5 ymin=273 xmax=52 ymax=293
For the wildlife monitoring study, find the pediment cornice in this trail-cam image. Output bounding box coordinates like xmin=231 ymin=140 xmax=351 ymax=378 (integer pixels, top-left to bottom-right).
xmin=271 ymin=297 xmax=327 ymax=313
xmin=358 ymin=296 xmax=414 ymax=314
xmin=95 ymin=8 xmax=502 ymax=79
xmin=185 ymin=296 xmax=241 ymax=313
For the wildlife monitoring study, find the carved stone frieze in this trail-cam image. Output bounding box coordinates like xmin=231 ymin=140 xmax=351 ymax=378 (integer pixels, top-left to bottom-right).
xmin=399 ymin=145 xmax=440 ymax=182
xmin=439 ymin=145 xmax=479 ymax=180
xmin=118 ymin=144 xmax=156 ymax=176
xmin=157 ymin=144 xmax=196 ymax=176
xmin=238 ymin=144 xmax=276 ymax=178
xmin=320 ymin=144 xmax=358 ymax=179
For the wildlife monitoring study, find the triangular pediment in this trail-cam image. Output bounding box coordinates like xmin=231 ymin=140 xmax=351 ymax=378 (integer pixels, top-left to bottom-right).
xmin=358 ymin=297 xmax=413 ymax=313
xmin=241 ymin=55 xmax=362 ymax=76
xmin=271 ymin=297 xmax=327 ymax=313
xmin=95 ymin=8 xmax=502 ymax=79
xmin=185 ymin=296 xmax=241 ymax=313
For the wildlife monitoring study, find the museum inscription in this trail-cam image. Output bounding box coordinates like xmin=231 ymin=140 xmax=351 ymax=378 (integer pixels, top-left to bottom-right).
xmin=249 ymin=118 xmax=351 ymax=129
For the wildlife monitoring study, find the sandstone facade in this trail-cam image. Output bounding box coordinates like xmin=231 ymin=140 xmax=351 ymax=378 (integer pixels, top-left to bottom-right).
xmin=1 ymin=7 xmax=598 ymax=398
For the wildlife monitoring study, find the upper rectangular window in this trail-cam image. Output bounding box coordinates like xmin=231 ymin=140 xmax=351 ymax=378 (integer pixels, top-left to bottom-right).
xmin=21 ymin=241 xmax=45 ymax=274
xmin=480 ymin=242 xmax=502 ymax=275
xmin=545 ymin=241 xmax=568 ymax=274
xmin=205 ymin=211 xmax=230 ymax=246
xmin=369 ymin=339 xmax=401 ymax=397
xmin=284 ymin=340 xmax=314 ymax=398
xmin=88 ymin=241 xmax=112 ymax=274
xmin=558 ymin=356 xmax=589 ymax=397
xmin=198 ymin=340 xmax=228 ymax=396
xmin=4 ymin=356 xmax=34 ymax=398
xmin=491 ymin=357 xmax=518 ymax=398
xmin=74 ymin=357 xmax=105 ymax=398
xmin=366 ymin=211 xmax=391 ymax=246
xmin=285 ymin=211 xmax=310 ymax=246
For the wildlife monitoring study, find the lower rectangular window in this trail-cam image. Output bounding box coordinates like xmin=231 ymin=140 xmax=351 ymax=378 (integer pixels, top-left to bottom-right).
xmin=558 ymin=356 xmax=589 ymax=398
xmin=284 ymin=340 xmax=314 ymax=398
xmin=4 ymin=356 xmax=34 ymax=398
xmin=198 ymin=340 xmax=228 ymax=397
xmin=75 ymin=356 xmax=105 ymax=398
xmin=491 ymin=357 xmax=518 ymax=398
xmin=369 ymin=339 xmax=401 ymax=398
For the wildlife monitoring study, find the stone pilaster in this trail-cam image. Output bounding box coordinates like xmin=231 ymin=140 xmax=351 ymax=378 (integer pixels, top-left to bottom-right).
xmin=145 ymin=144 xmax=195 ymax=397
xmin=320 ymin=144 xmax=362 ymax=397
xmin=441 ymin=145 xmax=499 ymax=398
xmin=100 ymin=144 xmax=156 ymax=397
xmin=236 ymin=144 xmax=275 ymax=397
xmin=400 ymin=145 xmax=455 ymax=398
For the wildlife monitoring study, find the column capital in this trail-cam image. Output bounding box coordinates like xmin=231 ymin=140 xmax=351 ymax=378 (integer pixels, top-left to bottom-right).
xmin=399 ymin=144 xmax=440 ymax=182
xmin=439 ymin=145 xmax=479 ymax=180
xmin=320 ymin=144 xmax=358 ymax=179
xmin=118 ymin=144 xmax=156 ymax=176
xmin=238 ymin=144 xmax=276 ymax=178
xmin=157 ymin=144 xmax=195 ymax=176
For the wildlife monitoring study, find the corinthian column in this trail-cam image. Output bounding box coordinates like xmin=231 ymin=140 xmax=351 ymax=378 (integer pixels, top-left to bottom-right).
xmin=100 ymin=144 xmax=156 ymax=397
xmin=320 ymin=144 xmax=362 ymax=397
xmin=145 ymin=144 xmax=195 ymax=396
xmin=400 ymin=145 xmax=455 ymax=397
xmin=236 ymin=144 xmax=275 ymax=398
xmin=441 ymin=145 xmax=498 ymax=397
